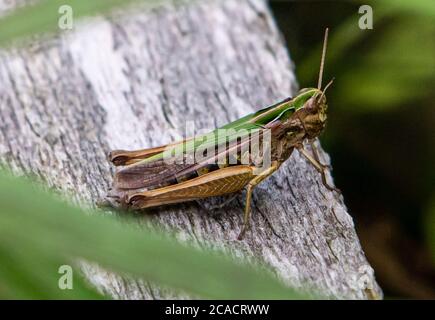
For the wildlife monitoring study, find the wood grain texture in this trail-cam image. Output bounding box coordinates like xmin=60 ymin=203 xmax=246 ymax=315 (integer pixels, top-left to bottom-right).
xmin=0 ymin=0 xmax=382 ymax=299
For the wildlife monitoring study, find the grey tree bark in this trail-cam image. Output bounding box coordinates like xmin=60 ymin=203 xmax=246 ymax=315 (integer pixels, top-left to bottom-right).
xmin=0 ymin=0 xmax=382 ymax=299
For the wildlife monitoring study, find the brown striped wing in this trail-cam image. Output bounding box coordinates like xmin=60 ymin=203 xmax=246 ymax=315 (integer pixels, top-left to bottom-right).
xmin=112 ymin=133 xmax=257 ymax=191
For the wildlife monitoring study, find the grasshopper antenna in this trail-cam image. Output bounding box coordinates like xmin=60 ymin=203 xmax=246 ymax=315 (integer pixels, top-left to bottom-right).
xmin=317 ymin=28 xmax=329 ymax=90
xmin=318 ymin=77 xmax=334 ymax=102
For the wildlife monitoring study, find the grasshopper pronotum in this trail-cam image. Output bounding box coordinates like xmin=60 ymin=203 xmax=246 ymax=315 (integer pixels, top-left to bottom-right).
xmin=108 ymin=29 xmax=338 ymax=239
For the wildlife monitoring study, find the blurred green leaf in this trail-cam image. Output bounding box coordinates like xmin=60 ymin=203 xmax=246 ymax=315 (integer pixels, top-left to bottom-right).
xmin=380 ymin=0 xmax=435 ymax=18
xmin=0 ymin=0 xmax=170 ymax=47
xmin=0 ymin=170 xmax=310 ymax=299
xmin=0 ymin=242 xmax=104 ymax=299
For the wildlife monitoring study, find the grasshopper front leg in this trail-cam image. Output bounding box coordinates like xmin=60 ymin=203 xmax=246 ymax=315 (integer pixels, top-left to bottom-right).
xmin=238 ymin=161 xmax=279 ymax=240
xmin=297 ymin=143 xmax=340 ymax=193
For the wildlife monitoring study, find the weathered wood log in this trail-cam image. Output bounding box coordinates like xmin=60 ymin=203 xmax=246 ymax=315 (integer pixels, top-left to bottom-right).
xmin=0 ymin=0 xmax=382 ymax=299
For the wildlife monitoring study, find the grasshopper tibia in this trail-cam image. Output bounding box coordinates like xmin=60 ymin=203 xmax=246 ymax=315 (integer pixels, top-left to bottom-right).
xmin=297 ymin=143 xmax=341 ymax=194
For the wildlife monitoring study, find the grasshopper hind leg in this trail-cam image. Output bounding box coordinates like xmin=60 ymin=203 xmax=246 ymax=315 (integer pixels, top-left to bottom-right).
xmin=238 ymin=162 xmax=279 ymax=240
xmin=118 ymin=163 xmax=279 ymax=240
xmin=238 ymin=184 xmax=254 ymax=240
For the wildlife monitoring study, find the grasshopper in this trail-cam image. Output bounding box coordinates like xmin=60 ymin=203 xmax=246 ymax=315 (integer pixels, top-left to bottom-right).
xmin=108 ymin=29 xmax=338 ymax=239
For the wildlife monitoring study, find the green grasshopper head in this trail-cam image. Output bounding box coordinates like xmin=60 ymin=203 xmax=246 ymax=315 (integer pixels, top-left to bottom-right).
xmin=276 ymin=28 xmax=332 ymax=141
xmin=291 ymin=87 xmax=329 ymax=139
xmin=294 ymin=28 xmax=331 ymax=139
